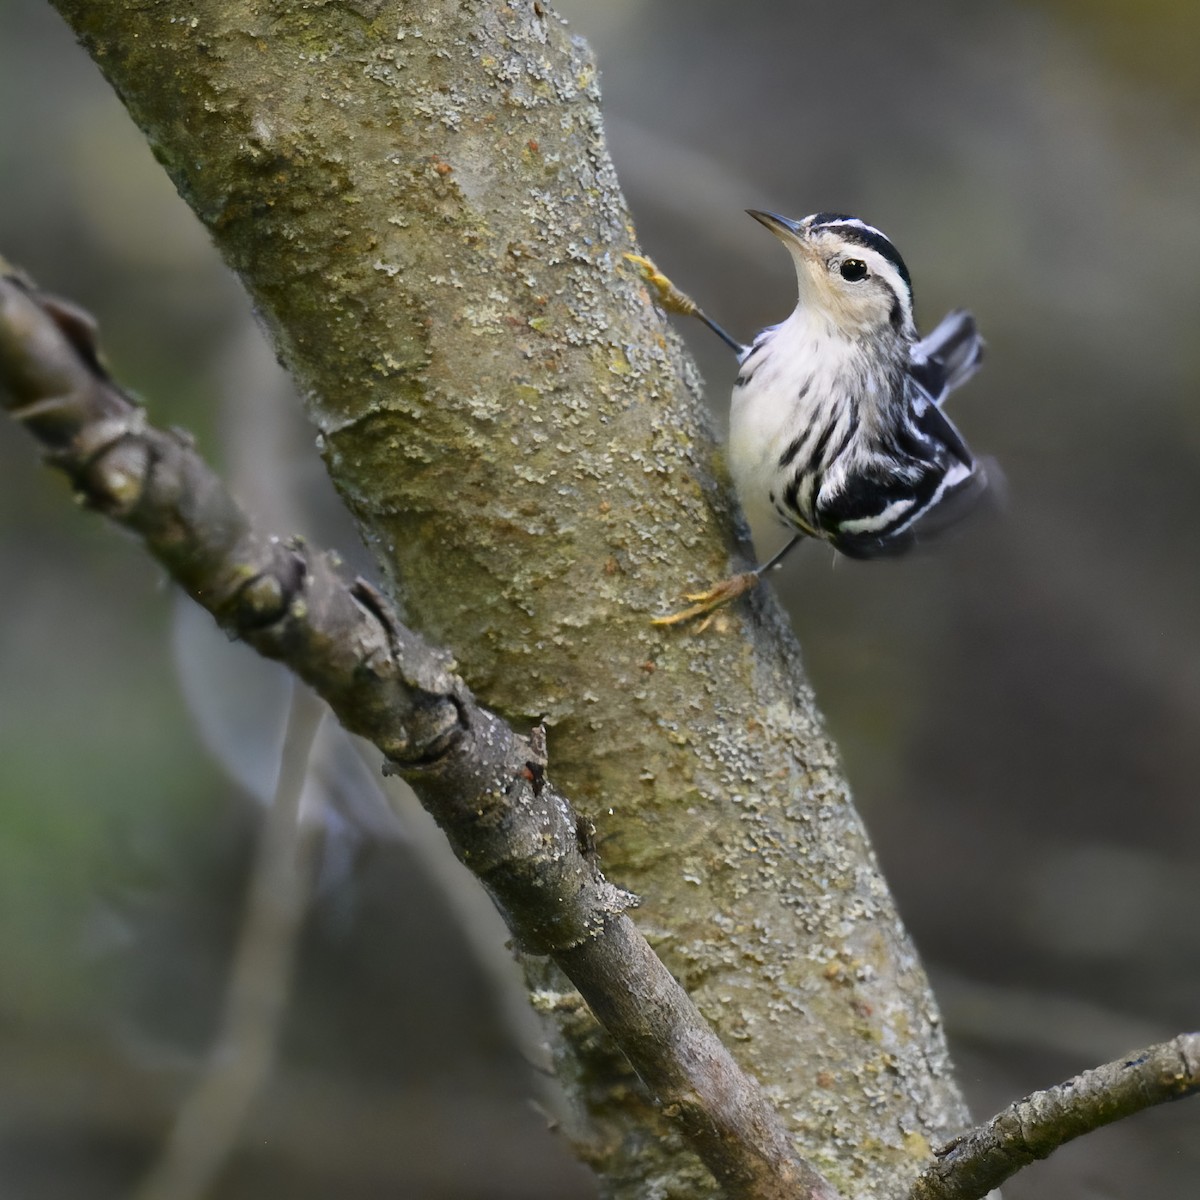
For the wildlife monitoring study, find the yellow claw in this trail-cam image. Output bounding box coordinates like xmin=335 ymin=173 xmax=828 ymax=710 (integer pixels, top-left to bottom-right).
xmin=623 ymin=253 xmax=698 ymax=318
xmin=651 ymin=571 xmax=761 ymax=627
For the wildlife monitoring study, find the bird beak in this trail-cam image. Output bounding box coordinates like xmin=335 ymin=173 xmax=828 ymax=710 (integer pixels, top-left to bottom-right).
xmin=747 ymin=209 xmax=805 ymax=244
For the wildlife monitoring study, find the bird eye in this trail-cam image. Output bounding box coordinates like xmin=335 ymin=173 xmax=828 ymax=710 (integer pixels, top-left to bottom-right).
xmin=839 ymin=259 xmax=868 ymax=282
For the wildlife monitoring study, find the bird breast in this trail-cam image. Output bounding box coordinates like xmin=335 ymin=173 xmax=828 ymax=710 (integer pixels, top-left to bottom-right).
xmin=728 ymin=308 xmax=863 ymax=531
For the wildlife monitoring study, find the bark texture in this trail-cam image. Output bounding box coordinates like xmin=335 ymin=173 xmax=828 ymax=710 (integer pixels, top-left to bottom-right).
xmin=47 ymin=1 xmax=970 ymax=1194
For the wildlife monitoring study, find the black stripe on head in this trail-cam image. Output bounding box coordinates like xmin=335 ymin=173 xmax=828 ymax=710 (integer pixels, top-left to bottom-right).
xmin=808 ymin=214 xmax=914 ymax=304
xmin=808 ymin=211 xmax=856 ymax=227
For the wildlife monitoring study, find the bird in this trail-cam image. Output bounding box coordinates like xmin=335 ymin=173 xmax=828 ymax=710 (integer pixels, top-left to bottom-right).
xmin=629 ymin=209 xmax=989 ymax=625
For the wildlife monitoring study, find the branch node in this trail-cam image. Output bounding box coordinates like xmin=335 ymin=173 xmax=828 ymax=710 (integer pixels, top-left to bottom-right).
xmin=85 ymin=434 xmax=153 ymax=515
xmin=350 ymin=574 xmax=463 ymax=705
xmin=234 ymin=568 xmax=292 ymax=627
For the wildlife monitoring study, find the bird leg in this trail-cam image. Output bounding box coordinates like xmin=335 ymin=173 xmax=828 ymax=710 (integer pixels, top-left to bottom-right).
xmin=653 ymin=536 xmax=804 ymax=627
xmin=651 ymin=571 xmax=762 ymax=627
xmin=625 ymin=254 xmax=745 ymax=355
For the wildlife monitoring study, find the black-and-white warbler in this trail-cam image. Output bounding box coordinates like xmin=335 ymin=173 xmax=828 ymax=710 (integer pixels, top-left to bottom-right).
xmin=631 ymin=209 xmax=989 ymax=625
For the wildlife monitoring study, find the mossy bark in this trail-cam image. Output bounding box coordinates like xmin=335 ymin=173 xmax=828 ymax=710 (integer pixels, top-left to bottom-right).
xmin=48 ymin=1 xmax=970 ymax=1194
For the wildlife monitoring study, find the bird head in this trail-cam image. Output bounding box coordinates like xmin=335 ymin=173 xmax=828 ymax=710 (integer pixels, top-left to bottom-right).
xmin=748 ymin=210 xmax=916 ymax=339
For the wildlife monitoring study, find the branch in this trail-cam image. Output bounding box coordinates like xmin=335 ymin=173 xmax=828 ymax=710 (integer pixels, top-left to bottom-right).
xmin=134 ymin=684 xmax=326 ymax=1200
xmin=0 ymin=264 xmax=840 ymax=1200
xmin=909 ymin=1033 xmax=1200 ymax=1200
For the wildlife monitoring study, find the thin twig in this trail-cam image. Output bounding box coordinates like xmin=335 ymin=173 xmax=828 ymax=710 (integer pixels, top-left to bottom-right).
xmin=0 ymin=263 xmax=839 ymax=1200
xmin=132 ymin=683 xmax=325 ymax=1200
xmin=908 ymin=1032 xmax=1200 ymax=1200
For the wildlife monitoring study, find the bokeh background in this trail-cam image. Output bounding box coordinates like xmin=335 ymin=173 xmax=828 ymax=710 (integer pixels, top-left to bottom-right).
xmin=2 ymin=1 xmax=1198 ymax=1197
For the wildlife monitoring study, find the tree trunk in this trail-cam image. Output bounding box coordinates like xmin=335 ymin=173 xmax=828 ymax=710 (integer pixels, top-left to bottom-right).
xmin=48 ymin=1 xmax=969 ymax=1194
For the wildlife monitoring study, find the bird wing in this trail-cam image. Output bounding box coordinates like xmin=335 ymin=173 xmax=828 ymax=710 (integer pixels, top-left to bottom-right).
xmin=816 ymin=377 xmax=987 ymax=559
xmin=912 ymin=309 xmax=984 ymax=403
xmin=909 ymin=387 xmax=975 ymax=468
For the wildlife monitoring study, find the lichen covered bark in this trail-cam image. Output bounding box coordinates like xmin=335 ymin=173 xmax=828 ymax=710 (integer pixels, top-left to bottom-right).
xmin=49 ymin=1 xmax=970 ymax=1194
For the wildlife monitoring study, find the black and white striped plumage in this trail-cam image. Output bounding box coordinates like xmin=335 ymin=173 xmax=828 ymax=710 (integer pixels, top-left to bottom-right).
xmin=729 ymin=211 xmax=987 ymax=561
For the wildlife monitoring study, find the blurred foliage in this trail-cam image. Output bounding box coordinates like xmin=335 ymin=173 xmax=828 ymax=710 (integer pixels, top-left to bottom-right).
xmin=1046 ymin=0 xmax=1200 ymax=110
xmin=2 ymin=0 xmax=1199 ymax=1197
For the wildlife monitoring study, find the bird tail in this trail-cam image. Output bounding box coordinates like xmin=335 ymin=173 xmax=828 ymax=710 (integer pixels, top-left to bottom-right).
xmin=911 ymin=453 xmax=1006 ymax=546
xmin=918 ymin=309 xmax=984 ymax=395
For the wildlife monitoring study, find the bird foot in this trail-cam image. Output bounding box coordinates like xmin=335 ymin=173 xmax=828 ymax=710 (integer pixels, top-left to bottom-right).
xmin=652 ymin=571 xmax=761 ymax=627
xmin=624 ymin=253 xmax=699 ymax=318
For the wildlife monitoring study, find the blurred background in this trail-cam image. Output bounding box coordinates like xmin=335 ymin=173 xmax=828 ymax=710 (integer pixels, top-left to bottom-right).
xmin=1 ymin=0 xmax=1198 ymax=1196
